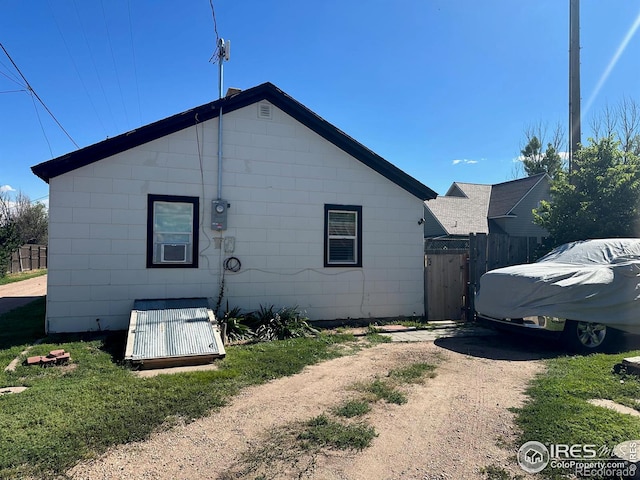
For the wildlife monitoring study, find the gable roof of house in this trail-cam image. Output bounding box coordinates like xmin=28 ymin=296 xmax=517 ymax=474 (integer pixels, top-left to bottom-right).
xmin=424 ymin=173 xmax=550 ymax=236
xmin=425 ymin=183 xmax=492 ymax=235
xmin=488 ymin=173 xmax=548 ymax=218
xmin=32 ymin=82 xmax=436 ymax=201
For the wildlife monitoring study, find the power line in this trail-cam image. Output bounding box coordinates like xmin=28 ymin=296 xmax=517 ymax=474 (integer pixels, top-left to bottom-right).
xmin=0 ymin=58 xmax=24 ymax=85
xmin=46 ymin=0 xmax=108 ymax=136
xmin=209 ymin=0 xmax=221 ymax=63
xmin=29 ymin=93 xmax=53 ymax=157
xmin=0 ymin=68 xmax=25 ymax=88
xmin=127 ymin=0 xmax=142 ymax=125
xmin=210 ymin=0 xmax=219 ymax=40
xmin=72 ymin=0 xmax=118 ymax=132
xmin=0 ymin=42 xmax=79 ymax=149
xmin=100 ymin=0 xmax=130 ymax=128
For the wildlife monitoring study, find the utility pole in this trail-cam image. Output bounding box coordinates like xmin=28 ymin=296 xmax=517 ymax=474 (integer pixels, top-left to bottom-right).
xmin=569 ymin=0 xmax=581 ymax=174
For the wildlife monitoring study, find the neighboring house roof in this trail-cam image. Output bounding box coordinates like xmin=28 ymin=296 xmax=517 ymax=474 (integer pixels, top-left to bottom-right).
xmin=488 ymin=173 xmax=548 ymax=218
xmin=424 ymin=173 xmax=550 ymax=236
xmin=31 ymin=82 xmax=436 ymax=201
xmin=425 ymin=183 xmax=492 ymax=235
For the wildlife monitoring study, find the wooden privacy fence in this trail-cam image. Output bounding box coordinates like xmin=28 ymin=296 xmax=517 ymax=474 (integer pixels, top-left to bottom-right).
xmin=7 ymin=245 xmax=47 ymax=274
xmin=424 ymin=233 xmax=541 ymax=321
xmin=467 ymin=233 xmax=539 ymax=319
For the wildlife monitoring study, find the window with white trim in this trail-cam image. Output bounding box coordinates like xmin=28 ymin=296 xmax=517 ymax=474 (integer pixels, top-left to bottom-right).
xmin=146 ymin=194 xmax=199 ymax=268
xmin=324 ymin=204 xmax=362 ymax=267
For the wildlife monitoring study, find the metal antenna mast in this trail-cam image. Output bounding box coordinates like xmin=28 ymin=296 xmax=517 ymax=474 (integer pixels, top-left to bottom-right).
xmin=216 ymin=38 xmax=230 ymax=200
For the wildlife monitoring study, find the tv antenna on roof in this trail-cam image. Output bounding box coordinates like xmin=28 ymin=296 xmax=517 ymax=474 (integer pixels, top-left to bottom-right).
xmin=217 ymin=38 xmax=230 ymax=99
xmin=215 ymin=38 xmax=230 ymax=204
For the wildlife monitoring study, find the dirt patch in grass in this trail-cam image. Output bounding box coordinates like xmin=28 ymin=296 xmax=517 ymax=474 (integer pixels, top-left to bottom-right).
xmin=68 ymin=336 xmax=544 ymax=480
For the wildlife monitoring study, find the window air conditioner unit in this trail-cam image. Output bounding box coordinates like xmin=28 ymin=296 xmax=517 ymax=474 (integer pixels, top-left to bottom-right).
xmin=160 ymin=243 xmax=187 ymax=263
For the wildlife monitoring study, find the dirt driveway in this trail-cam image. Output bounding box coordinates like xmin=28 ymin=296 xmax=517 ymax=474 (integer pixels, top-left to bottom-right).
xmin=0 ymin=274 xmax=47 ymax=315
xmin=69 ymin=333 xmax=551 ymax=480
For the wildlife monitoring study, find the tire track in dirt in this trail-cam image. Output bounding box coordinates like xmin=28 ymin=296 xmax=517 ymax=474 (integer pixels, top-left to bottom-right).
xmin=69 ymin=337 xmax=545 ymax=480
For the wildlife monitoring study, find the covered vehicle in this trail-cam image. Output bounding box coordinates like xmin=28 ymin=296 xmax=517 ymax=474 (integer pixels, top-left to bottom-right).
xmin=475 ymin=238 xmax=640 ymax=352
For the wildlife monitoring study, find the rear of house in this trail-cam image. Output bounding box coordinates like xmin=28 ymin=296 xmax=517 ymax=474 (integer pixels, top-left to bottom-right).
xmin=33 ymin=83 xmax=436 ymax=332
xmin=424 ymin=174 xmax=550 ymax=242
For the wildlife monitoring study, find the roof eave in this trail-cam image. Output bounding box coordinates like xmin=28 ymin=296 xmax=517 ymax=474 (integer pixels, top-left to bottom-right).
xmin=31 ymin=82 xmax=436 ymax=201
xmin=503 ymin=173 xmax=550 ymax=215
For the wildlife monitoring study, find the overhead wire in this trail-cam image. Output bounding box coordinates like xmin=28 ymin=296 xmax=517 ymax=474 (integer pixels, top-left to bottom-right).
xmin=127 ymin=0 xmax=142 ymax=125
xmin=208 ymin=0 xmax=221 ymax=63
xmin=46 ymin=0 xmax=108 ymax=136
xmin=0 ymin=42 xmax=79 ymax=149
xmin=100 ymin=0 xmax=130 ymax=129
xmin=29 ymin=92 xmax=53 ymax=157
xmin=0 ymin=61 xmax=25 ymax=87
xmin=72 ymin=0 xmax=118 ymax=132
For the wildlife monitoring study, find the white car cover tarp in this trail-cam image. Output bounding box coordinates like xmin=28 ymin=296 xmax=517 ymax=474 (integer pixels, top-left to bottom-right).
xmin=475 ymin=239 xmax=640 ymax=333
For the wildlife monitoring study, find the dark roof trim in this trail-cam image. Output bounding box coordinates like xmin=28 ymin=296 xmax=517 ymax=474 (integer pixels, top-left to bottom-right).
xmin=32 ymin=82 xmax=436 ymax=201
xmin=503 ymin=173 xmax=549 ymax=216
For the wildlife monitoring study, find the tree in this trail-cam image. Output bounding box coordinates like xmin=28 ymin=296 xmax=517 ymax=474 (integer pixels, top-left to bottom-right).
xmin=515 ymin=122 xmax=566 ymax=179
xmin=12 ymin=192 xmax=48 ymax=245
xmin=589 ymin=97 xmax=640 ymax=158
xmin=0 ymin=191 xmax=21 ymax=278
xmin=520 ymin=135 xmax=564 ymax=178
xmin=0 ymin=191 xmax=48 ymax=277
xmin=533 ymin=136 xmax=640 ymax=245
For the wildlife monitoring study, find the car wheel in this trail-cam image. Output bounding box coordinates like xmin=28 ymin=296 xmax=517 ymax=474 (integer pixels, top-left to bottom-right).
xmin=562 ymin=320 xmax=621 ymax=353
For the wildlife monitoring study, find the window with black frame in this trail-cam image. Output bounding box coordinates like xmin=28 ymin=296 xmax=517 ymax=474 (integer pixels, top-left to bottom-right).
xmin=146 ymin=194 xmax=199 ymax=268
xmin=324 ymin=204 xmax=362 ymax=267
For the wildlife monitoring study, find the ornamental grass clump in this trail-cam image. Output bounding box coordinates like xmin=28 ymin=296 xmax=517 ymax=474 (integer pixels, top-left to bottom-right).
xmin=222 ymin=305 xmax=318 ymax=343
xmin=251 ymin=305 xmax=318 ymax=341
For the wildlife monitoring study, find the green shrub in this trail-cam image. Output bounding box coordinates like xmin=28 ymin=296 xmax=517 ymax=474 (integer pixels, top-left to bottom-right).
xmin=251 ymin=305 xmax=318 ymax=341
xmin=221 ymin=307 xmax=253 ymax=342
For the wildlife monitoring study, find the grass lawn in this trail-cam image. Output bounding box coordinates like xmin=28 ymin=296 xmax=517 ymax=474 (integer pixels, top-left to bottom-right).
xmin=0 ymin=269 xmax=47 ymax=286
xmin=0 ymin=299 xmax=360 ymax=479
xmin=515 ymin=348 xmax=640 ymax=479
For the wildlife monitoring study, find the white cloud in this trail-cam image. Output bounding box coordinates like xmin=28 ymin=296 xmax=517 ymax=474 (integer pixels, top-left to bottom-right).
xmin=0 ymin=185 xmax=16 ymax=193
xmin=452 ymin=159 xmax=479 ymax=165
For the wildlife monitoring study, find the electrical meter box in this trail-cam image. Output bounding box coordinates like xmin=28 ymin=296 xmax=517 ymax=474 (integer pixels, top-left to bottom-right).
xmin=211 ymin=199 xmax=229 ymax=230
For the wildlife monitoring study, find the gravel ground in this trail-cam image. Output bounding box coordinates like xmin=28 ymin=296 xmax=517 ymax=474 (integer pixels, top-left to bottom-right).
xmin=69 ymin=334 xmax=546 ymax=480
xmin=0 ymin=274 xmax=47 ymax=315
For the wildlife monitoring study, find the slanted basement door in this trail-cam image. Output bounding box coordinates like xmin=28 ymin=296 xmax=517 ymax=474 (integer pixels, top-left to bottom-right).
xmin=124 ymin=298 xmax=225 ymax=369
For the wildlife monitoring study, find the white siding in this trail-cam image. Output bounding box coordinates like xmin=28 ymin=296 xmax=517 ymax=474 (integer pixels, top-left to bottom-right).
xmin=46 ymin=102 xmax=426 ymax=332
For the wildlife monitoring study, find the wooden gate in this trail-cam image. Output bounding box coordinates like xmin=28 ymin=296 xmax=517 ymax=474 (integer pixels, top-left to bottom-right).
xmin=424 ymin=253 xmax=468 ymax=321
xmin=424 ymin=234 xmax=542 ymax=321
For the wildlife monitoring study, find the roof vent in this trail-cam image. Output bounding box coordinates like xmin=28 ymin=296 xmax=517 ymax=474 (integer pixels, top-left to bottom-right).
xmin=226 ymin=87 xmax=242 ymax=97
xmin=258 ymin=102 xmax=272 ymax=119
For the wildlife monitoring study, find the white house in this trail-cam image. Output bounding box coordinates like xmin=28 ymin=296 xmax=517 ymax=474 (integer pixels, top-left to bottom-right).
xmin=32 ymin=83 xmax=436 ymax=333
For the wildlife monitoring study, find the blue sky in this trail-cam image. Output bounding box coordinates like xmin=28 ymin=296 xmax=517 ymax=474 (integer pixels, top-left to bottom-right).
xmin=2 ymin=0 xmax=640 ymax=204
